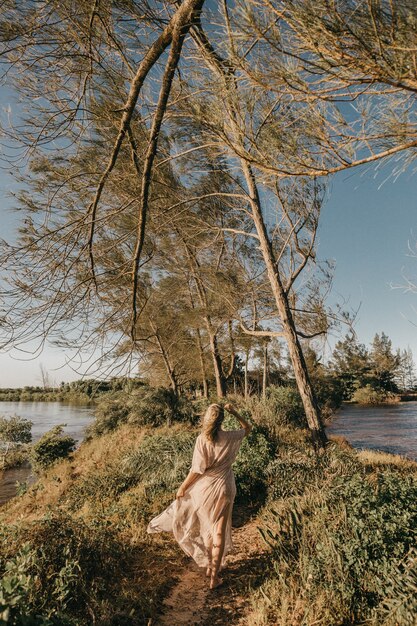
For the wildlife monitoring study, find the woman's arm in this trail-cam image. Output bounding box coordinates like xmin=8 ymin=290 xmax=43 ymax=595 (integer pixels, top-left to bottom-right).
xmin=176 ymin=471 xmax=201 ymax=499
xmin=224 ymin=403 xmax=252 ymax=435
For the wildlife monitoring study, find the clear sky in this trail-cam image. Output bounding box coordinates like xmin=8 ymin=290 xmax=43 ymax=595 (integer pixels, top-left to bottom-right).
xmin=1 ymin=89 xmax=416 ymax=386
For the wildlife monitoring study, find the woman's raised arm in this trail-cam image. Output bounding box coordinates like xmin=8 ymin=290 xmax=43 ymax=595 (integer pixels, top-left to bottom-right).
xmin=224 ymin=403 xmax=252 ymax=436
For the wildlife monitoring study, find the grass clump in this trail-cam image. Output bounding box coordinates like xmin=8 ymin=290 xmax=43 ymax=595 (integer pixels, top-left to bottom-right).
xmin=66 ymin=428 xmax=197 ymax=520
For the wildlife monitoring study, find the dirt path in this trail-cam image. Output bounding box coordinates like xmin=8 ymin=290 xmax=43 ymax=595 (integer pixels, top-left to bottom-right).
xmin=153 ymin=506 xmax=270 ymax=626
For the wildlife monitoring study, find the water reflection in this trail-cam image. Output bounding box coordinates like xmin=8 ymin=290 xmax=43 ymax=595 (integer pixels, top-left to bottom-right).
xmin=327 ymin=401 xmax=417 ymax=460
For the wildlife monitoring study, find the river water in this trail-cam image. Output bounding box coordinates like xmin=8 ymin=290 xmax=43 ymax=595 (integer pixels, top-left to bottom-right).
xmin=0 ymin=401 xmax=94 ymax=505
xmin=327 ymin=401 xmax=417 ymax=461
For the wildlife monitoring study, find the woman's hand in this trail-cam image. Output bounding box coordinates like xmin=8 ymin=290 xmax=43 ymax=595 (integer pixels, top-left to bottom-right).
xmin=224 ymin=403 xmax=235 ymax=413
xmin=176 ymin=487 xmax=185 ymax=499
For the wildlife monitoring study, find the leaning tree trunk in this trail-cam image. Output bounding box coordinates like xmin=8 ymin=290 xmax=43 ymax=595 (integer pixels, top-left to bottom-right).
xmin=152 ymin=326 xmax=180 ymax=400
xmin=188 ymin=27 xmax=327 ymax=449
xmin=242 ymin=162 xmax=327 ymax=449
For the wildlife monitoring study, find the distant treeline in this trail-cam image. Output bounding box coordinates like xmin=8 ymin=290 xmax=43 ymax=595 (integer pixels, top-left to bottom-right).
xmin=0 ymin=377 xmax=146 ymax=403
xmin=1 ymin=330 xmax=415 ymax=407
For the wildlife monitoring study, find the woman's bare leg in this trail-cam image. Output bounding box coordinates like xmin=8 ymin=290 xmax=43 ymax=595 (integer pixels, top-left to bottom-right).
xmin=206 ymin=536 xmax=213 ymax=576
xmin=210 ymin=507 xmax=230 ymax=588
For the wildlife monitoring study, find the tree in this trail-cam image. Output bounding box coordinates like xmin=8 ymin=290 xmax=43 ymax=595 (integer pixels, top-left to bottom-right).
xmin=1 ymin=1 xmax=417 ymax=447
xmin=369 ymin=332 xmax=401 ymax=392
xmin=330 ymin=333 xmax=371 ymax=399
xmin=397 ymin=347 xmax=417 ymax=391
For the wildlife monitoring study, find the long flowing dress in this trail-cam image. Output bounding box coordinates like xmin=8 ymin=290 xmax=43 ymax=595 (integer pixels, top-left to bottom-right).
xmin=146 ymin=428 xmax=246 ymax=568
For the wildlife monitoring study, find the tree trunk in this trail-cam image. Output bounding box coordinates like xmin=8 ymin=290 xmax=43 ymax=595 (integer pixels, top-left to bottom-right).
xmin=196 ymin=328 xmax=209 ymax=398
xmin=188 ymin=34 xmax=327 ymax=448
xmin=153 ymin=328 xmax=179 ymax=399
xmin=241 ymin=162 xmax=327 ymax=449
xmin=262 ymin=342 xmax=268 ymax=400
xmin=208 ymin=329 xmax=227 ymax=397
xmin=183 ymin=245 xmax=227 ymax=398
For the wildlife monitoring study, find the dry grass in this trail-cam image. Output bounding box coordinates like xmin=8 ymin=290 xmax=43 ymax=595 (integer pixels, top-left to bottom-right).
xmin=356 ymin=448 xmax=417 ymax=470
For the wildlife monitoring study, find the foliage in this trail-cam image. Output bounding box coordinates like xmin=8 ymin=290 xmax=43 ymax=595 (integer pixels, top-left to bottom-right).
xmin=0 ymin=416 xmax=32 ymax=445
xmin=87 ymin=387 xmax=197 ymax=438
xmin=130 ymin=387 xmax=194 ymax=427
xmin=222 ymin=414 xmax=276 ymax=503
xmin=0 ymin=542 xmax=77 ymax=625
xmin=66 ymin=430 xmax=197 ymax=518
xmin=352 ymin=385 xmax=399 ymax=405
xmin=250 ymin=447 xmax=417 ymax=625
xmin=30 ymin=426 xmax=75 ymax=471
xmin=369 ymin=332 xmax=401 ymax=392
xmin=0 ymin=516 xmax=134 ymax=625
xmin=87 ymin=392 xmax=131 ymax=437
xmin=330 ymin=332 xmax=371 ymax=400
xmin=266 ymin=386 xmax=306 ymax=426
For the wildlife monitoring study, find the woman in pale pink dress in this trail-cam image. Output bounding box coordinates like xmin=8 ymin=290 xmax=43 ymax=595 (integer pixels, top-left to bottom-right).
xmin=147 ymin=402 xmax=252 ymax=589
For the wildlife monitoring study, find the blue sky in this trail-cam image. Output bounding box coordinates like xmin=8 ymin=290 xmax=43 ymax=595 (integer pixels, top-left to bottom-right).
xmin=1 ymin=88 xmax=416 ymax=386
xmin=318 ymin=164 xmax=417 ymax=360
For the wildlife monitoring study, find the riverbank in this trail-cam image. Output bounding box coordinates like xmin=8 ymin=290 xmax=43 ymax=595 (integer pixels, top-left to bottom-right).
xmin=1 ymin=393 xmax=417 ymax=625
xmin=0 ymin=402 xmax=94 ymax=505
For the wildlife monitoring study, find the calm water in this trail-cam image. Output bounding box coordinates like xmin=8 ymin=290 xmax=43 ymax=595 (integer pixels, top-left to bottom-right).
xmin=0 ymin=401 xmax=94 ymax=505
xmin=327 ymin=401 xmax=417 ymax=460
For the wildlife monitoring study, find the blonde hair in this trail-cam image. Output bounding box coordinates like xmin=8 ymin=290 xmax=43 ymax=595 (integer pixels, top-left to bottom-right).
xmin=201 ymin=403 xmax=224 ymax=443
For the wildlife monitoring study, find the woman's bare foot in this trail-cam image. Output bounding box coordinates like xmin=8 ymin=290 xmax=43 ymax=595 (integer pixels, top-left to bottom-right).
xmin=209 ymin=574 xmax=223 ymax=590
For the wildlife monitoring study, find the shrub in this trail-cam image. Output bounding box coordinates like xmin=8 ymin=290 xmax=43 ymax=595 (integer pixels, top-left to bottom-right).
xmin=87 ymin=393 xmax=131 ymax=437
xmin=312 ymin=375 xmax=344 ymax=420
xmin=0 ymin=516 xmax=132 ymax=625
xmin=129 ymin=387 xmax=184 ymax=426
xmin=88 ymin=387 xmax=197 ymax=438
xmin=352 ymin=385 xmax=399 ymax=405
xmin=0 ymin=542 xmax=77 ymax=625
xmin=254 ymin=385 xmax=306 ymax=431
xmin=0 ymin=416 xmax=32 ymax=444
xmin=221 ymin=415 xmax=275 ymax=503
xmin=253 ymin=463 xmax=417 ymax=625
xmin=31 ymin=426 xmax=75 ymax=470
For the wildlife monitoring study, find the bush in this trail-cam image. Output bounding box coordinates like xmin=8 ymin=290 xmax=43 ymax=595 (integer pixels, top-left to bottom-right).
xmin=87 ymin=393 xmax=131 ymax=437
xmin=253 ymin=459 xmax=417 ymax=625
xmin=31 ymin=426 xmax=75 ymax=470
xmin=129 ymin=387 xmax=186 ymax=426
xmin=220 ymin=415 xmax=276 ymax=503
xmin=254 ymin=386 xmax=306 ymax=431
xmin=312 ymin=375 xmax=344 ymax=420
xmin=0 ymin=516 xmax=131 ymax=625
xmin=88 ymin=387 xmax=197 ymax=438
xmin=0 ymin=416 xmax=32 ymax=444
xmin=352 ymin=385 xmax=399 ymax=405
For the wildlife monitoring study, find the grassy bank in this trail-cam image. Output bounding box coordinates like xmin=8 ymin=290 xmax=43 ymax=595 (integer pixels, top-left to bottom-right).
xmin=1 ymin=389 xmax=417 ymax=625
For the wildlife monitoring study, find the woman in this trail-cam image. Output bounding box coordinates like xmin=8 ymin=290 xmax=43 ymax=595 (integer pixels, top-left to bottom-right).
xmin=147 ymin=402 xmax=252 ymax=589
